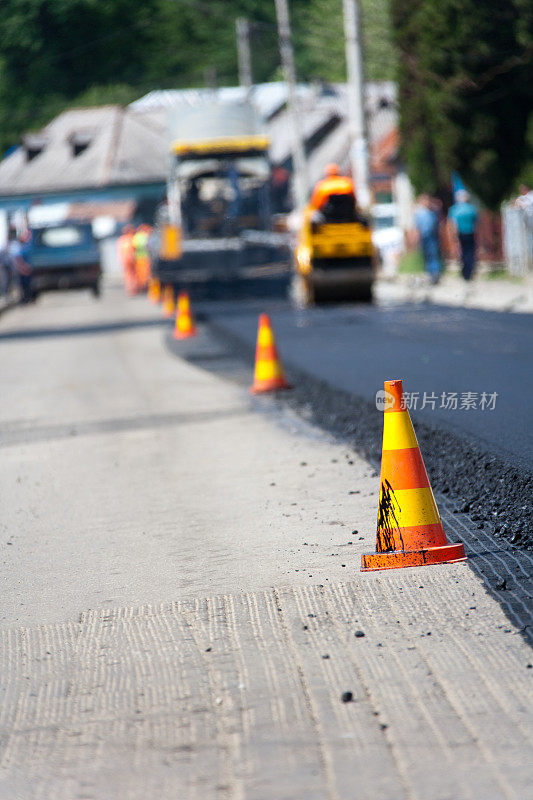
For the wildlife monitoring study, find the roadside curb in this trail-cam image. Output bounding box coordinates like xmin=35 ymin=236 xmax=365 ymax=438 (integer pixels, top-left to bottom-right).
xmin=0 ymin=296 xmax=18 ymax=318
xmin=376 ymin=274 xmax=533 ymax=313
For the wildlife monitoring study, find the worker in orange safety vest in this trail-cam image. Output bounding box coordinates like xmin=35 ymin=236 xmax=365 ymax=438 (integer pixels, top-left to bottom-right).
xmin=309 ymin=163 xmax=356 ymax=212
xmin=132 ymin=224 xmax=152 ymax=291
xmin=117 ymin=224 xmax=137 ymax=295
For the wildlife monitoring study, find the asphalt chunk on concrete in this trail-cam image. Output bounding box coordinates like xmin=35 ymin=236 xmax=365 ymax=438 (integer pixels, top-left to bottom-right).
xmin=0 ymin=286 xmax=532 ymax=799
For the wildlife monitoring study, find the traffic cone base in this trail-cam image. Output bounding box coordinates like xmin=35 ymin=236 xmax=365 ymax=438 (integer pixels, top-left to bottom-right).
xmin=173 ymin=292 xmax=197 ymax=339
xmin=250 ymin=379 xmax=290 ymax=394
xmin=174 ymin=326 xmax=197 ymax=340
xmin=361 ymin=542 xmax=466 ymax=572
xmin=250 ymin=314 xmax=290 ymax=393
xmin=362 ymin=379 xmax=466 ymax=572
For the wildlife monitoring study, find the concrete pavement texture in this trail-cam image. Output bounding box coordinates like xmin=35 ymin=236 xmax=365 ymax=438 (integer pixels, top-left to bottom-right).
xmin=0 ymin=287 xmax=532 ymax=799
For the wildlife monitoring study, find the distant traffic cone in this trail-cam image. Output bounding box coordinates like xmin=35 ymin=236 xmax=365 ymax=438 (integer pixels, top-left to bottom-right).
xmin=250 ymin=314 xmax=290 ymax=394
xmin=173 ymin=292 xmax=197 ymax=339
xmin=148 ymin=277 xmax=161 ymax=304
xmin=361 ymin=379 xmax=466 ymax=572
xmin=162 ymin=285 xmax=175 ymax=318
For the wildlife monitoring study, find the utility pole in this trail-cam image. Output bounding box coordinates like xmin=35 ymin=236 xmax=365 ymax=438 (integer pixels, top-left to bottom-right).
xmin=274 ymin=0 xmax=308 ymax=210
xmin=236 ymin=18 xmax=253 ymax=92
xmin=204 ymin=65 xmax=218 ymax=92
xmin=343 ymin=0 xmax=371 ymax=210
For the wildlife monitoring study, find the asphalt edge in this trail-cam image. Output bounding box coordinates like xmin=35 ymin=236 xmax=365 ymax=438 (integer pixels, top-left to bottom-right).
xmin=204 ymin=317 xmax=532 ymax=641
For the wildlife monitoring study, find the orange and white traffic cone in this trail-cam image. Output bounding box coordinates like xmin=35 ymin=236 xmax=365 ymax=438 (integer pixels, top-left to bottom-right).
xmin=173 ymin=292 xmax=197 ymax=339
xmin=250 ymin=313 xmax=290 ymax=394
xmin=148 ymin=277 xmax=161 ymax=304
xmin=361 ymin=379 xmax=466 ymax=572
xmin=162 ymin=285 xmax=175 ymax=318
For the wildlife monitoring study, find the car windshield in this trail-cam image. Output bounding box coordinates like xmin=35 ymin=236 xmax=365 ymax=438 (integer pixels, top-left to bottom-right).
xmin=38 ymin=227 xmax=84 ymax=248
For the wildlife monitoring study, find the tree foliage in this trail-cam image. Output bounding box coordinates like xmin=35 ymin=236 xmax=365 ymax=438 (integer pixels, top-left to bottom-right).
xmin=299 ymin=0 xmax=396 ymax=83
xmin=0 ymin=0 xmax=159 ymax=154
xmin=392 ymin=0 xmax=533 ymax=207
xmin=0 ymin=0 xmax=395 ymax=157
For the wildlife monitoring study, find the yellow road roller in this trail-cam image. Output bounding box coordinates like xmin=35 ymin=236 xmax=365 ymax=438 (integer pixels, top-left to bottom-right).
xmin=293 ymin=203 xmax=376 ymax=305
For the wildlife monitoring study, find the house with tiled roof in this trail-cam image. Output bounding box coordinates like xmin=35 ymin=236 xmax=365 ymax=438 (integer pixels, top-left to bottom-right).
xmin=0 ymin=105 xmax=169 ymax=219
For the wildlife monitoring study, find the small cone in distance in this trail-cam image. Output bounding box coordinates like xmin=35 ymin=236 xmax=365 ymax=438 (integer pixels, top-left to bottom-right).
xmin=361 ymin=379 xmax=466 ymax=572
xmin=173 ymin=292 xmax=197 ymax=339
xmin=250 ymin=314 xmax=290 ymax=394
xmin=162 ymin=285 xmax=175 ymax=318
xmin=148 ymin=278 xmax=161 ymax=304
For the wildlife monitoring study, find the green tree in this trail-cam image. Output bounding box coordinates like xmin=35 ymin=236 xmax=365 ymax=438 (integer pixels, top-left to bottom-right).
xmin=298 ymin=0 xmax=396 ymax=83
xmin=0 ymin=0 xmax=396 ymax=158
xmin=392 ymin=0 xmax=533 ymax=207
xmin=0 ymin=0 xmax=159 ymax=154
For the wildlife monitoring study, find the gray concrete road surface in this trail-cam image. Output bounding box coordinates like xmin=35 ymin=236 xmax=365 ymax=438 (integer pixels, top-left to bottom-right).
xmin=0 ymin=286 xmax=532 ymax=799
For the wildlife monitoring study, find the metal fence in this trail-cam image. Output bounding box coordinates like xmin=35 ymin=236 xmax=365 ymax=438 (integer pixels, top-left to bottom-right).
xmin=501 ymin=202 xmax=533 ymax=276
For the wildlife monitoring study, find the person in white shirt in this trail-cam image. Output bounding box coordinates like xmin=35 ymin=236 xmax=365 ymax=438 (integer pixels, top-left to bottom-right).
xmin=515 ymin=184 xmax=533 ymax=230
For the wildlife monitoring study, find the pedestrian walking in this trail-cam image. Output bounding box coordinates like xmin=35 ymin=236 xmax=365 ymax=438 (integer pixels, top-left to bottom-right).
xmin=0 ymin=239 xmax=13 ymax=298
xmin=413 ymin=194 xmax=442 ymax=284
xmin=514 ymin=183 xmax=533 ymax=231
xmin=448 ymin=190 xmax=478 ymax=281
xmin=8 ymin=228 xmax=33 ymax=303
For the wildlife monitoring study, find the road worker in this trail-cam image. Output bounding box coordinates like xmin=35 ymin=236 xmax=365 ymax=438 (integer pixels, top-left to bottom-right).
xmin=117 ymin=224 xmax=137 ymax=295
xmin=132 ymin=224 xmax=152 ymax=291
xmin=309 ymin=163 xmax=357 ymax=219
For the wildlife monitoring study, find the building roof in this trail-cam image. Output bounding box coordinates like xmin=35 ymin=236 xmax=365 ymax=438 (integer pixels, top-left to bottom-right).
xmin=0 ymin=105 xmax=168 ymax=198
xmin=131 ymin=81 xmax=398 ymax=183
xmin=131 ymin=82 xmax=311 ymax=121
xmin=0 ymin=81 xmax=398 ymax=201
xmin=132 ymin=81 xmax=398 ymax=186
xmin=263 ymin=82 xmax=398 ymax=185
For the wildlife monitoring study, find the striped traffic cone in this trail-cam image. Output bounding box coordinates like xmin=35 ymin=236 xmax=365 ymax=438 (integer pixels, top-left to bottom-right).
xmin=148 ymin=277 xmax=161 ymax=304
xmin=361 ymin=379 xmax=466 ymax=572
xmin=250 ymin=314 xmax=290 ymax=394
xmin=162 ymin=285 xmax=175 ymax=318
xmin=173 ymin=292 xmax=197 ymax=340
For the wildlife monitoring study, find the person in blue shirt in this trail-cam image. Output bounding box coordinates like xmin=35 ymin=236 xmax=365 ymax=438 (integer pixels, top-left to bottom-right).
xmin=413 ymin=194 xmax=442 ymax=284
xmin=7 ymin=228 xmax=33 ymax=303
xmin=448 ymin=190 xmax=478 ymax=281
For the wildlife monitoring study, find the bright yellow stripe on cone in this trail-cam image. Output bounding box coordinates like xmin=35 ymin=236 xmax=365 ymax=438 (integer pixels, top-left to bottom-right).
xmin=384 ymin=486 xmax=441 ymax=528
xmin=258 ymin=327 xmax=275 ymax=347
xmin=256 ymin=360 xmax=281 ymax=381
xmin=382 ymin=411 xmax=418 ymax=451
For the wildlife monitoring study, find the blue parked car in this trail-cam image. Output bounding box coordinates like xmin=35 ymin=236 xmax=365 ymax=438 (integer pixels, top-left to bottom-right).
xmin=28 ymin=222 xmax=102 ymax=297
